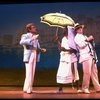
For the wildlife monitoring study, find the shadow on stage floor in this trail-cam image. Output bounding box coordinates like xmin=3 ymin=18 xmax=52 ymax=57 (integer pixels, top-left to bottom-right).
xmin=0 ymin=86 xmax=100 ymax=99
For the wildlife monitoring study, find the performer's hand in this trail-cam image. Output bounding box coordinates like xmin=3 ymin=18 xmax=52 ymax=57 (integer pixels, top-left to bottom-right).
xmin=67 ymin=25 xmax=74 ymax=29
xmin=30 ymin=34 xmax=39 ymax=42
xmin=87 ymin=35 xmax=94 ymax=42
xmin=40 ymin=48 xmax=46 ymax=52
xmin=52 ymin=35 xmax=59 ymax=43
xmin=69 ymin=49 xmax=77 ymax=54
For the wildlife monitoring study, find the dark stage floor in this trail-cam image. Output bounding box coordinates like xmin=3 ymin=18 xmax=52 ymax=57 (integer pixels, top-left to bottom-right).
xmin=0 ymin=86 xmax=100 ymax=99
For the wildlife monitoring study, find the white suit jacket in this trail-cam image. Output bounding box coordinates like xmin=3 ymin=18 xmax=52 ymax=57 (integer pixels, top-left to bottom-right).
xmin=74 ymin=34 xmax=97 ymax=63
xmin=20 ymin=33 xmax=40 ymax=63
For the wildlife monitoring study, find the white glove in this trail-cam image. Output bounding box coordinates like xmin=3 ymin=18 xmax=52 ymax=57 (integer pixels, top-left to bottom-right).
xmin=67 ymin=25 xmax=74 ymax=29
xmin=30 ymin=34 xmax=39 ymax=42
xmin=33 ymin=34 xmax=39 ymax=39
xmin=87 ymin=35 xmax=94 ymax=42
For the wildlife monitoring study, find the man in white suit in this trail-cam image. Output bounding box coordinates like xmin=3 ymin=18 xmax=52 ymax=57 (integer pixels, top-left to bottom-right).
xmin=74 ymin=23 xmax=100 ymax=93
xmin=20 ymin=23 xmax=46 ymax=94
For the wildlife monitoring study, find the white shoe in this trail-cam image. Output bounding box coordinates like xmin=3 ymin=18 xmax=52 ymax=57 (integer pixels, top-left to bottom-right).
xmin=26 ymin=88 xmax=32 ymax=94
xmin=26 ymin=91 xmax=32 ymax=94
xmin=56 ymin=90 xmax=63 ymax=94
xmin=23 ymin=89 xmax=27 ymax=93
xmin=83 ymin=89 xmax=90 ymax=94
xmin=23 ymin=91 xmax=26 ymax=93
xmin=77 ymin=89 xmax=83 ymax=93
xmin=96 ymin=90 xmax=100 ymax=93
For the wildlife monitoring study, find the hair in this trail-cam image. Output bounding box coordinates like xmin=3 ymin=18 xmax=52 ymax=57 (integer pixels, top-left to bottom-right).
xmin=26 ymin=23 xmax=35 ymax=32
xmin=63 ymin=26 xmax=68 ymax=36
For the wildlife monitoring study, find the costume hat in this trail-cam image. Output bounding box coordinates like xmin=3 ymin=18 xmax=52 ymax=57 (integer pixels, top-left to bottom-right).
xmin=74 ymin=23 xmax=84 ymax=31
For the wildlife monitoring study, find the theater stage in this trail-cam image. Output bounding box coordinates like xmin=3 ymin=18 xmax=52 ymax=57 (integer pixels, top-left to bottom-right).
xmin=0 ymin=86 xmax=100 ymax=99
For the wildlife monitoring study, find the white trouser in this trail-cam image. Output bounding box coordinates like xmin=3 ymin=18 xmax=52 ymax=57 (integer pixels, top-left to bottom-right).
xmin=82 ymin=58 xmax=100 ymax=91
xmin=23 ymin=50 xmax=37 ymax=92
xmin=71 ymin=62 xmax=79 ymax=82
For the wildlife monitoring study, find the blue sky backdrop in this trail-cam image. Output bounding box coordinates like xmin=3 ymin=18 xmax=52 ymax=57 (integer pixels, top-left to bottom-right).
xmin=0 ymin=2 xmax=100 ymax=35
xmin=0 ymin=2 xmax=100 ymax=69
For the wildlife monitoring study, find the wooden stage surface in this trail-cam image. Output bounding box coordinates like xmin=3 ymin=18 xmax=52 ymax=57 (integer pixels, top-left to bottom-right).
xmin=0 ymin=86 xmax=100 ymax=99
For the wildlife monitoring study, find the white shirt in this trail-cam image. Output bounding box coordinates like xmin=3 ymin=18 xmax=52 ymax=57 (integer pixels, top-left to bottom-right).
xmin=74 ymin=33 xmax=94 ymax=63
xmin=60 ymin=36 xmax=77 ymax=63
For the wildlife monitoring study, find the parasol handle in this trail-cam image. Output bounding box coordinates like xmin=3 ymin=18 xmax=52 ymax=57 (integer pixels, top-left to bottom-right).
xmin=55 ymin=11 xmax=61 ymax=35
xmin=56 ymin=27 xmax=59 ymax=35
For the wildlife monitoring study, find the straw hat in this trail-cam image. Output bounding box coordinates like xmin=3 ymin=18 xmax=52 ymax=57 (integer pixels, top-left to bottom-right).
xmin=74 ymin=23 xmax=84 ymax=31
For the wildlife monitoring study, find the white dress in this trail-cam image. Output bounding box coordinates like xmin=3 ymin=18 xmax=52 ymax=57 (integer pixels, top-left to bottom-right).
xmin=56 ymin=36 xmax=79 ymax=84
